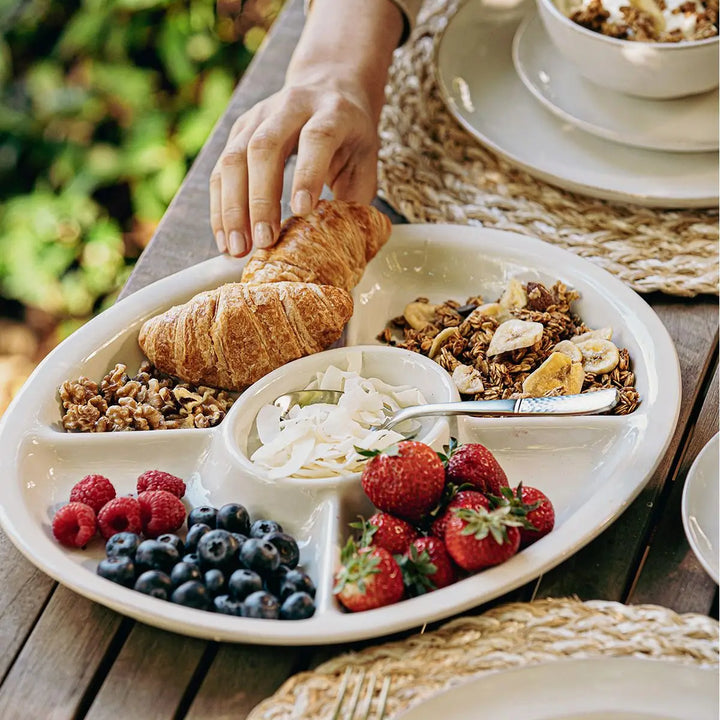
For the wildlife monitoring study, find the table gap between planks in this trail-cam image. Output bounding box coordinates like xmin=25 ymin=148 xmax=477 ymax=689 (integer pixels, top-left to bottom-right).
xmin=1 ymin=0 xmax=717 ymax=718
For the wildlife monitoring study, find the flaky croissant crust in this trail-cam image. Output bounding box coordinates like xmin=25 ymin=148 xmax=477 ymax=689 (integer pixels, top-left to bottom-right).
xmin=138 ymin=281 xmax=354 ymax=390
xmin=240 ymin=200 xmax=391 ymax=292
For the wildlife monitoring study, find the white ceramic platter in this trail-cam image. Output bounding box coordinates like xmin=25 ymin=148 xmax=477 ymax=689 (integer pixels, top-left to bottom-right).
xmin=512 ymin=12 xmax=719 ymax=153
xmin=396 ymin=657 xmax=719 ymax=719
xmin=682 ymin=432 xmax=719 ymax=583
xmin=0 ymin=225 xmax=681 ymax=644
xmin=434 ymin=0 xmax=718 ymax=208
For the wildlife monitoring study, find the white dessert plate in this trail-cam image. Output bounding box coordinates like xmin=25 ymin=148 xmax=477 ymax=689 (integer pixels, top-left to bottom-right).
xmin=397 ymin=657 xmax=719 ymax=720
xmin=512 ymin=12 xmax=719 ymax=153
xmin=434 ymin=0 xmax=718 ymax=208
xmin=682 ymin=432 xmax=719 ymax=583
xmin=0 ymin=225 xmax=681 ymax=644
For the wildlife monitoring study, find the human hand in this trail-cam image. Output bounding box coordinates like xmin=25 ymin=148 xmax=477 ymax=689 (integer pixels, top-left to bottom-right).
xmin=210 ymin=76 xmax=380 ymax=257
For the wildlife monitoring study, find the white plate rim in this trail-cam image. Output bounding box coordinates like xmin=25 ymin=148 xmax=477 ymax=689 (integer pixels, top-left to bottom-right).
xmin=395 ymin=656 xmax=719 ymax=719
xmin=433 ymin=1 xmax=718 ymax=208
xmin=0 ymin=224 xmax=682 ymax=644
xmin=511 ymin=12 xmax=719 ymax=153
xmin=681 ymin=431 xmax=720 ymax=583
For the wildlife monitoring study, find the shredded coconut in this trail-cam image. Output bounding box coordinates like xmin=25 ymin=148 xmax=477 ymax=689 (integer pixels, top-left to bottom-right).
xmin=250 ymin=353 xmax=426 ymax=479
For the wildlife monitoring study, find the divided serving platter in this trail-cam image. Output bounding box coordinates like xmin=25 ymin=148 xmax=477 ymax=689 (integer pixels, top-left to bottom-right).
xmin=0 ymin=225 xmax=681 ymax=644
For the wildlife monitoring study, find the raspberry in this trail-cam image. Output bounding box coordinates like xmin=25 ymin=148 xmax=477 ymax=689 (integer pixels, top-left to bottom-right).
xmin=97 ymin=496 xmax=143 ymax=540
xmin=136 ymin=470 xmax=186 ymax=498
xmin=52 ymin=503 xmax=97 ymax=548
xmin=69 ymin=474 xmax=116 ymax=513
xmin=138 ymin=490 xmax=186 ymax=538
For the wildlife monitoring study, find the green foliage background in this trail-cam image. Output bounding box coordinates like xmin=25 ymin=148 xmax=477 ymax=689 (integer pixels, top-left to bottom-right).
xmin=0 ymin=0 xmax=282 ymax=342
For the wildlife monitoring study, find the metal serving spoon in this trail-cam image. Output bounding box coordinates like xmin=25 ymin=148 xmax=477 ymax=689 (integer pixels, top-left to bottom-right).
xmin=273 ymin=387 xmax=620 ymax=431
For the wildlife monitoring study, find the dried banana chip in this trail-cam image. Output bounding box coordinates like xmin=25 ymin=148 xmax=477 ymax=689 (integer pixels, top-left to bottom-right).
xmin=522 ymin=352 xmax=585 ymax=396
xmin=452 ymin=364 xmax=484 ymax=394
xmin=630 ymin=0 xmax=665 ymax=30
xmin=404 ymin=301 xmax=438 ymax=330
xmin=487 ymin=319 xmax=543 ymax=356
xmin=553 ymin=339 xmax=583 ymax=363
xmin=576 ymin=338 xmax=620 ymax=374
xmin=571 ymin=327 xmax=612 ymax=344
xmin=499 ymin=278 xmax=527 ymax=311
xmin=466 ymin=302 xmax=507 ymax=322
xmin=429 ymin=327 xmax=460 ymax=359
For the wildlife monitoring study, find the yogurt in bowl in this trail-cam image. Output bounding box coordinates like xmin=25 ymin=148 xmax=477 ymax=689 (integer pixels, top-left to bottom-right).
xmin=223 ymin=345 xmax=459 ymax=488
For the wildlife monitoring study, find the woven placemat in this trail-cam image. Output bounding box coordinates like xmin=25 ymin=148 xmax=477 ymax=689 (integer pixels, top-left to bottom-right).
xmin=247 ymin=598 xmax=719 ymax=719
xmin=376 ymin=0 xmax=719 ymax=297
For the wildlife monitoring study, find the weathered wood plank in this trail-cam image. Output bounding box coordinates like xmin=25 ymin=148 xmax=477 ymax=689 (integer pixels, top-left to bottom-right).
xmin=629 ymin=364 xmax=718 ymax=614
xmin=183 ymin=644 xmax=301 ymax=720
xmin=534 ymin=297 xmax=718 ymax=606
xmin=83 ymin=623 xmax=209 ymax=720
xmin=0 ymin=586 xmax=124 ymax=720
xmin=0 ymin=530 xmax=56 ymax=681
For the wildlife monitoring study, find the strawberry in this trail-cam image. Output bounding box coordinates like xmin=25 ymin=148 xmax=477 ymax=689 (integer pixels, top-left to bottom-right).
xmin=400 ymin=536 xmax=456 ymax=595
xmin=430 ymin=490 xmax=489 ymax=540
xmin=445 ymin=442 xmax=509 ymax=496
xmin=492 ymin=483 xmax=555 ymax=546
xmin=334 ymin=538 xmax=404 ymax=612
xmin=444 ymin=505 xmax=523 ymax=571
xmin=359 ymin=441 xmax=445 ymax=524
xmin=352 ymin=512 xmax=419 ymax=555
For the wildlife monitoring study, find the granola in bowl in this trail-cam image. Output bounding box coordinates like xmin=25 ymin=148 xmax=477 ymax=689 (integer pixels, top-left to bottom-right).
xmin=59 ymin=361 xmax=235 ymax=432
xmin=377 ymin=279 xmax=640 ymax=416
xmin=563 ymin=0 xmax=718 ymax=42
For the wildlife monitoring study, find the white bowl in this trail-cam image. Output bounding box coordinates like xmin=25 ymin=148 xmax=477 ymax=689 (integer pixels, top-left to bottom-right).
xmin=223 ymin=345 xmax=460 ymax=488
xmin=535 ymin=0 xmax=719 ymax=98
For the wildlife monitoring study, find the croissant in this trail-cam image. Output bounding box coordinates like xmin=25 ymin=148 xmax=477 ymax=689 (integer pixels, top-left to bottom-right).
xmin=240 ymin=200 xmax=392 ymax=292
xmin=138 ymin=281 xmax=353 ymax=390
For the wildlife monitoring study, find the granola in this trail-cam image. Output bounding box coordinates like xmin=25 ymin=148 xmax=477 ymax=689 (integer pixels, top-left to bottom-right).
xmin=59 ymin=361 xmax=235 ymax=432
xmin=377 ymin=280 xmax=640 ymax=415
xmin=564 ymin=0 xmax=718 ymax=41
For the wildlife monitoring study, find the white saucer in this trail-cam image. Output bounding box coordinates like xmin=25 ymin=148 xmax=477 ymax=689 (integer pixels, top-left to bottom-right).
xmin=434 ymin=0 xmax=718 ymax=208
xmin=682 ymin=432 xmax=719 ymax=584
xmin=398 ymin=657 xmax=719 ymax=720
xmin=512 ymin=12 xmax=719 ymax=153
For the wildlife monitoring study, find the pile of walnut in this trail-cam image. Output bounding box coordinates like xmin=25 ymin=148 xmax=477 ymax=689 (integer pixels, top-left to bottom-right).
xmin=59 ymin=361 xmax=235 ymax=432
xmin=379 ymin=279 xmax=640 ymax=415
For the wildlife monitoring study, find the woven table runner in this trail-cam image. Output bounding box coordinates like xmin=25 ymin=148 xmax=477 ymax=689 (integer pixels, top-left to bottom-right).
xmin=376 ymin=0 xmax=719 ymax=297
xmin=248 ymin=598 xmax=719 ymax=719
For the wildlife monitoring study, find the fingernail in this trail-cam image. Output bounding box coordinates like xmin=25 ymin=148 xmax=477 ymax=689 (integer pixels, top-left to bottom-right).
xmin=216 ymin=230 xmax=227 ymax=253
xmin=229 ymin=231 xmax=246 ymax=256
xmin=254 ymin=222 xmax=274 ymax=249
xmin=292 ymin=190 xmax=313 ymax=216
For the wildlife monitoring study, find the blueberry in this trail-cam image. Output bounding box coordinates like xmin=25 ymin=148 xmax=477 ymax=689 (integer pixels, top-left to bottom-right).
xmin=105 ymin=532 xmax=141 ymax=559
xmin=182 ymin=552 xmax=202 ymax=570
xmin=228 ymin=568 xmax=264 ymax=600
xmin=217 ymin=503 xmax=251 ymax=535
xmin=156 ymin=533 xmax=184 ymax=556
xmin=239 ymin=537 xmax=280 ymax=576
xmin=264 ymin=564 xmax=290 ymax=597
xmin=134 ymin=570 xmax=173 ymax=599
xmin=250 ymin=519 xmax=283 ymax=538
xmin=204 ymin=568 xmax=226 ymax=596
xmin=170 ymin=561 xmax=202 ymax=588
xmin=264 ymin=531 xmax=299 ymax=569
xmin=280 ymin=569 xmax=316 ymax=601
xmin=171 ymin=580 xmax=212 ymax=610
xmin=187 ymin=506 xmax=218 ymax=529
xmin=135 ymin=539 xmax=179 ymax=574
xmin=185 ymin=523 xmax=212 ymax=553
xmin=231 ymin=533 xmax=248 ymax=560
xmin=197 ymin=529 xmax=239 ymax=571
xmin=242 ymin=590 xmax=280 ymax=619
xmin=280 ymin=591 xmax=316 ymax=620
xmin=213 ymin=594 xmax=244 ymax=616
xmin=97 ymin=555 xmax=136 ymax=587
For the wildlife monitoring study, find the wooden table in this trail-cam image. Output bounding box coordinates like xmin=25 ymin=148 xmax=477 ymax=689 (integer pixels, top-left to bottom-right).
xmin=1 ymin=1 xmax=717 ymax=717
